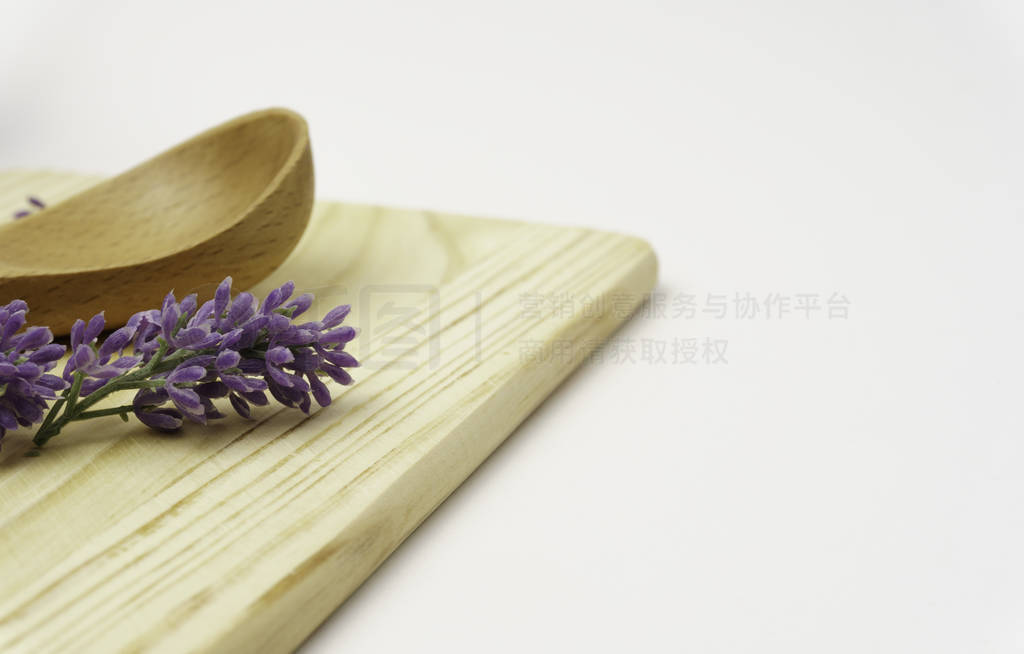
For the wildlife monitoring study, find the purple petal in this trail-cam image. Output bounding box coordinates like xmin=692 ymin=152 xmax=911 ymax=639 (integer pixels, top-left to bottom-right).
xmin=98 ymin=325 xmax=135 ymax=359
xmin=237 ymin=358 xmax=265 ymax=374
xmin=220 ymin=374 xmax=249 ymax=393
xmin=112 ymin=355 xmax=142 ymax=369
xmin=134 ymin=387 xmax=170 ymax=407
xmin=321 ymin=305 xmax=351 ymax=328
xmin=9 ymin=395 xmax=43 ymax=422
xmin=266 ymin=346 xmax=294 ymax=366
xmin=266 ymin=364 xmax=297 ymax=388
xmin=321 ymin=349 xmax=359 ymax=368
xmin=36 ymin=374 xmax=68 ymax=391
xmin=261 ymin=281 xmax=295 ymax=314
xmin=267 ymin=380 xmax=297 ymax=407
xmin=323 ymin=364 xmax=354 ymax=385
xmin=273 ymin=328 xmax=316 ymax=346
xmin=183 ymin=355 xmax=215 ymax=369
xmin=180 ymin=407 xmax=208 ymax=425
xmin=226 ymin=292 xmax=256 ymax=326
xmin=69 ymin=319 xmax=85 ymax=350
xmin=291 ymin=347 xmax=319 ymax=372
xmin=167 ymin=365 xmax=207 ymax=384
xmin=196 ymin=381 xmax=229 ymax=398
xmin=229 ymin=393 xmax=251 ymax=418
xmin=162 ymin=291 xmax=177 ymax=313
xmin=320 ymin=326 xmax=356 ymax=345
xmin=308 ymin=373 xmax=331 ymax=407
xmin=215 ymin=349 xmax=241 ymax=371
xmin=29 ymin=384 xmax=59 ymax=400
xmin=266 ymin=313 xmax=291 ymax=333
xmin=291 ymin=375 xmax=310 ymax=393
xmin=221 ymin=373 xmax=267 ymax=393
xmin=161 ymin=302 xmax=180 ymax=339
xmin=246 ymin=375 xmax=268 ymax=391
xmin=173 ymin=327 xmax=219 ymax=349
xmin=16 ymin=326 xmax=52 ymax=352
xmin=16 ymin=362 xmax=41 ymax=379
xmin=72 ymin=344 xmax=97 ymax=370
xmin=194 ymin=334 xmax=222 ymax=349
xmin=2 ymin=310 xmax=26 ymax=343
xmin=80 ymin=378 xmax=109 ymax=395
xmin=0 ymin=407 xmax=18 ymax=430
xmin=236 ymin=319 xmax=268 ymax=350
xmin=214 ymin=277 xmax=232 ymax=318
xmin=167 ymin=384 xmax=202 ymax=411
xmin=126 ymin=311 xmax=146 ymax=329
xmin=28 ymin=343 xmax=65 ymax=365
xmin=240 ymin=389 xmax=268 ymax=406
xmin=87 ymin=364 xmax=128 ymax=379
xmin=191 ymin=299 xmax=215 ymax=326
xmin=200 ymin=397 xmax=224 ymax=420
xmin=84 ymin=312 xmax=106 ymax=343
xmin=218 ymin=328 xmax=243 ymax=351
xmin=285 ymin=293 xmax=314 ymax=318
xmin=136 ymin=407 xmax=183 ymax=432
xmin=180 ymin=293 xmax=198 ymax=318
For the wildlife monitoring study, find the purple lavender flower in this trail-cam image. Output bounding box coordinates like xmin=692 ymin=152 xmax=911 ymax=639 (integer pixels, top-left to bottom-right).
xmin=131 ymin=388 xmax=182 ymax=432
xmin=27 ymin=276 xmax=359 ymax=449
xmin=0 ymin=300 xmax=67 ymax=447
xmin=121 ymin=276 xmax=358 ymax=431
xmin=63 ymin=313 xmax=142 ymax=395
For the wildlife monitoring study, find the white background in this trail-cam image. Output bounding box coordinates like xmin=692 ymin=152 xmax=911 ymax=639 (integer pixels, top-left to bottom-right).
xmin=3 ymin=1 xmax=1024 ymax=652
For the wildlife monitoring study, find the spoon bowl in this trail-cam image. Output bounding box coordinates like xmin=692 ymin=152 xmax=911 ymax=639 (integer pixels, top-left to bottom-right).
xmin=0 ymin=108 xmax=314 ymax=334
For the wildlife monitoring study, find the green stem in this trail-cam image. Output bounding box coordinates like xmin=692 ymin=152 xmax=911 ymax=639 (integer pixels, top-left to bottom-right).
xmin=64 ymin=371 xmax=85 ymax=414
xmin=71 ymin=379 xmax=165 ymax=412
xmin=72 ymin=405 xmax=135 ymax=421
xmin=32 ymin=397 xmax=67 ymax=445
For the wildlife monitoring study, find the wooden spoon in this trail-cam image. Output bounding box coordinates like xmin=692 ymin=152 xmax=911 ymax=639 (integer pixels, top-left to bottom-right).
xmin=0 ymin=108 xmax=314 ymax=334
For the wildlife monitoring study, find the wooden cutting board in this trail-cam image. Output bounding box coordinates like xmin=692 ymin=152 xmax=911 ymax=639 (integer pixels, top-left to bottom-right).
xmin=0 ymin=170 xmax=657 ymax=653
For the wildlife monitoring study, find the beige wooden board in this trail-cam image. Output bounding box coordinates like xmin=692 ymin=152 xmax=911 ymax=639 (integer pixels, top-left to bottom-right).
xmin=0 ymin=170 xmax=657 ymax=653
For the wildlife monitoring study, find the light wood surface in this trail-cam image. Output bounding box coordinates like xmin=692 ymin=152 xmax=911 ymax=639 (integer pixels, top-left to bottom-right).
xmin=0 ymin=109 xmax=314 ymax=333
xmin=0 ymin=170 xmax=657 ymax=653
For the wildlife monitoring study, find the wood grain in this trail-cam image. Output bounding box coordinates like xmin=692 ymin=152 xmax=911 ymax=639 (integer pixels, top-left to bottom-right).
xmin=0 ymin=108 xmax=314 ymax=332
xmin=0 ymin=170 xmax=657 ymax=653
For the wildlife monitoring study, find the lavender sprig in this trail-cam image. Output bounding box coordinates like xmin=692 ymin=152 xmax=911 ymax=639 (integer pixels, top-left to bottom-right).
xmin=27 ymin=276 xmax=359 ymax=450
